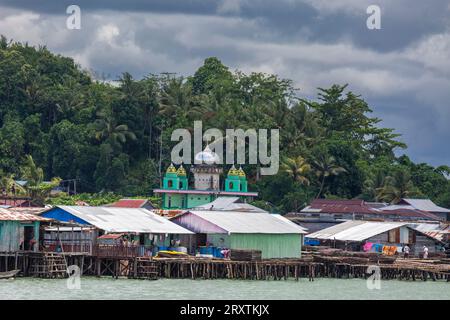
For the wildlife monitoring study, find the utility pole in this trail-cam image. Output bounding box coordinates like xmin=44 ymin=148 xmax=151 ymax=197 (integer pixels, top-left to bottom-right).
xmin=60 ymin=179 xmax=78 ymax=195
xmin=159 ymin=124 xmax=164 ymax=188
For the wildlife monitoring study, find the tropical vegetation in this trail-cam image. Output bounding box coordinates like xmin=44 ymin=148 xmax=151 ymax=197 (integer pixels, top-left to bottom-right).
xmin=0 ymin=37 xmax=449 ymax=211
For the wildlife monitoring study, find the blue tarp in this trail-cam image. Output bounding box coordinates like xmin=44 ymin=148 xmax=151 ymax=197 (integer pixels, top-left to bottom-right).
xmin=304 ymin=238 xmax=320 ymax=246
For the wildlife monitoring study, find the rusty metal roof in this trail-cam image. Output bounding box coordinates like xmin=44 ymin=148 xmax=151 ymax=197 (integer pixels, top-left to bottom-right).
xmin=302 ymin=199 xmax=442 ymax=221
xmin=107 ymin=199 xmax=153 ymax=208
xmin=0 ymin=208 xmax=51 ymax=222
xmin=409 ymin=223 xmax=450 ymax=242
xmin=302 ymin=199 xmax=377 ymax=214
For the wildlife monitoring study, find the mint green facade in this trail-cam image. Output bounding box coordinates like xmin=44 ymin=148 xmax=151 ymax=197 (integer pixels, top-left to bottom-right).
xmin=204 ymin=233 xmax=302 ymax=259
xmin=224 ymin=175 xmax=248 ymax=192
xmin=162 ymin=165 xmax=188 ymax=190
xmin=230 ymin=233 xmax=302 ymax=259
xmin=186 ymin=194 xmax=215 ymax=207
xmin=163 ymin=193 xmax=185 ymax=209
xmin=163 ymin=193 xmax=215 ymax=209
xmin=0 ymin=220 xmax=40 ymax=252
xmin=158 ymin=163 xmax=254 ymax=210
xmin=224 ymin=166 xmax=248 ymax=192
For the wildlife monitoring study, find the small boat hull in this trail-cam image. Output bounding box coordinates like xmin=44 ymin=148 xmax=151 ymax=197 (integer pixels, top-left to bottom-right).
xmin=155 ymin=250 xmax=188 ymax=258
xmin=0 ymin=269 xmax=20 ymax=279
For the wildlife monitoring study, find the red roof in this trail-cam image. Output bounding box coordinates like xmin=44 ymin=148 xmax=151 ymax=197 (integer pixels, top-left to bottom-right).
xmin=109 ymin=199 xmax=149 ymax=208
xmin=308 ymin=199 xmax=374 ymax=214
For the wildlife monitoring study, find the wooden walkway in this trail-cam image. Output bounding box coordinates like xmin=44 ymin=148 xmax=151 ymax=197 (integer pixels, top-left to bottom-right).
xmin=1 ymin=252 xmax=449 ymax=281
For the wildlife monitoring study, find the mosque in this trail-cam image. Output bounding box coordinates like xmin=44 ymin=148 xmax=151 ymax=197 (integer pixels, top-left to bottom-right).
xmin=153 ymin=147 xmax=258 ymax=210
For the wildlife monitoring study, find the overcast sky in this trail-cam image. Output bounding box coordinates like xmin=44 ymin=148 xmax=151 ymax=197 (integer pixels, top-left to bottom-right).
xmin=1 ymin=0 xmax=449 ymax=166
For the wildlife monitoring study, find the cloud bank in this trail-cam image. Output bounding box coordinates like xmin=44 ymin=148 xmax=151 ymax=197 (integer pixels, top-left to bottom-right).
xmin=0 ymin=0 xmax=449 ymax=166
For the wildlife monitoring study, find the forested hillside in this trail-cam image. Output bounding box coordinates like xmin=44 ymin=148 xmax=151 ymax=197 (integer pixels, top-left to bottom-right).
xmin=1 ymin=36 xmax=449 ymax=212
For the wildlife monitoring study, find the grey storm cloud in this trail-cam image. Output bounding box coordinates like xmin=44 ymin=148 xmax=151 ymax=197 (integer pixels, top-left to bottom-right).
xmin=0 ymin=0 xmax=449 ymax=166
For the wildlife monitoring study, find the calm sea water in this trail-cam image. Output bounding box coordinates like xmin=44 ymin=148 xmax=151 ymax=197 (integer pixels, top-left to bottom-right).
xmin=1 ymin=277 xmax=449 ymax=300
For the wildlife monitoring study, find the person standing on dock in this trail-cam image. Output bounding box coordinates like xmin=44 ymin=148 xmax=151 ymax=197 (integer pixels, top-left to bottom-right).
xmin=422 ymin=246 xmax=429 ymax=259
xmin=403 ymin=244 xmax=410 ymax=259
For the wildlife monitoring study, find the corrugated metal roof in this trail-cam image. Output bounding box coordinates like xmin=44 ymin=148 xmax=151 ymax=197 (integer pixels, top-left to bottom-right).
xmin=0 ymin=208 xmax=51 ymax=222
xmin=107 ymin=199 xmax=152 ymax=208
xmin=380 ymin=205 xmax=443 ymax=220
xmin=366 ymin=202 xmax=388 ymax=209
xmin=55 ymin=206 xmax=193 ymax=234
xmin=301 ymin=199 xmax=375 ymax=214
xmin=300 ymin=199 xmax=441 ymax=221
xmin=409 ymin=223 xmax=450 ymax=242
xmin=306 ymin=220 xmax=408 ymax=241
xmin=272 ymin=214 xmax=307 ymax=231
xmin=382 ymin=205 xmax=415 ymax=211
xmin=185 ymin=210 xmax=307 ymax=234
xmin=400 ymin=199 xmax=450 ymax=213
xmin=7 ymin=207 xmax=49 ymax=215
xmin=194 ymin=197 xmax=267 ymax=212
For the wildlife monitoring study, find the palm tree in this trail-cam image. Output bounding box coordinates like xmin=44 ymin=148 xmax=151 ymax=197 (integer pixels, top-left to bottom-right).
xmin=0 ymin=170 xmax=25 ymax=196
xmin=159 ymin=77 xmax=204 ymax=127
xmin=118 ymin=72 xmax=144 ymax=103
xmin=376 ymin=170 xmax=419 ymax=204
xmin=311 ymin=153 xmax=346 ymax=198
xmin=21 ymin=155 xmax=44 ymax=186
xmin=94 ymin=108 xmax=136 ymax=151
xmin=363 ymin=170 xmax=386 ymax=201
xmin=21 ymin=155 xmax=61 ymax=206
xmin=281 ymin=156 xmax=311 ymax=185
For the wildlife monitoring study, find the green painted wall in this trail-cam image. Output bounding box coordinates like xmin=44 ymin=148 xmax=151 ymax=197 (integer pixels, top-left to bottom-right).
xmin=164 ymin=193 xmax=185 ymax=209
xmin=162 ymin=193 xmax=214 ymax=209
xmin=224 ymin=176 xmax=248 ymax=192
xmin=0 ymin=221 xmax=40 ymax=252
xmin=230 ymin=233 xmax=302 ymax=259
xmin=161 ymin=192 xmax=254 ymax=210
xmin=186 ymin=194 xmax=214 ymax=208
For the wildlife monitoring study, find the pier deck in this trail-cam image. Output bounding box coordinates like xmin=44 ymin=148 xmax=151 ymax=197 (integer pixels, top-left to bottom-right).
xmin=1 ymin=252 xmax=449 ymax=281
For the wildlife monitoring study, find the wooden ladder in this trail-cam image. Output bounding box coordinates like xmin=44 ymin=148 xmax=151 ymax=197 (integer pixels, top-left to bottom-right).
xmin=31 ymin=253 xmax=68 ymax=278
xmin=133 ymin=257 xmax=159 ymax=280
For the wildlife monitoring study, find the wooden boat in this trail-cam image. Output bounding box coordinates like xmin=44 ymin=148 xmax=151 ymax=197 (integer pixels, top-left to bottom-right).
xmin=0 ymin=269 xmax=20 ymax=279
